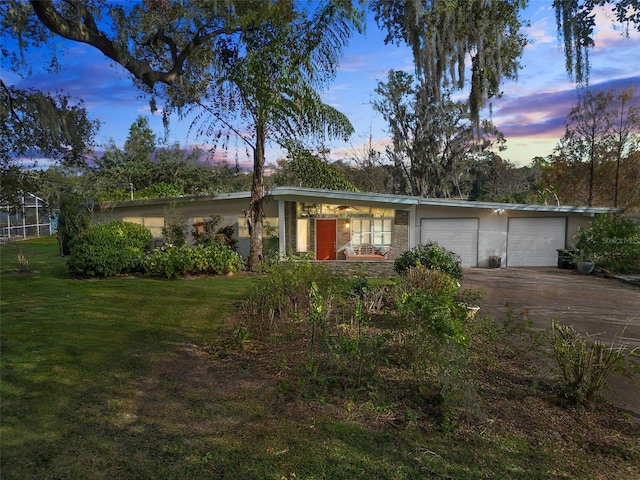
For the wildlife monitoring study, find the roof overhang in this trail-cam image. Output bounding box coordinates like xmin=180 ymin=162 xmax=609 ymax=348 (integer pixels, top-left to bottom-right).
xmin=268 ymin=187 xmax=418 ymax=207
xmin=97 ymin=191 xmax=250 ymax=210
xmin=96 ymin=186 xmax=624 ymax=216
xmin=415 ymin=197 xmax=623 ymax=215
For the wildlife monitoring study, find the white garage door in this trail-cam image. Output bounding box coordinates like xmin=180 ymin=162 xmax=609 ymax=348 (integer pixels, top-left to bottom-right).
xmin=507 ymin=217 xmax=566 ymax=267
xmin=420 ymin=218 xmax=478 ymax=267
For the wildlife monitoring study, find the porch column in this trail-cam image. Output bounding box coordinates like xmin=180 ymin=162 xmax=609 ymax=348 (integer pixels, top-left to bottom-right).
xmin=409 ymin=205 xmax=417 ymax=248
xmin=278 ymin=200 xmax=286 ymax=256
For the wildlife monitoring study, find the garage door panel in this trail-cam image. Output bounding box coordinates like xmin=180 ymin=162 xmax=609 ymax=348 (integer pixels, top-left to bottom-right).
xmin=420 ymin=219 xmax=478 ymax=267
xmin=507 ymin=218 xmax=565 ymax=267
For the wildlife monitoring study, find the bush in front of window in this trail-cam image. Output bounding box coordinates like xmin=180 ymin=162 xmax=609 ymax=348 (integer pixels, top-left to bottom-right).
xmin=142 ymin=244 xmax=243 ymax=279
xmin=394 ymin=242 xmax=463 ymax=281
xmin=67 ymin=221 xmax=152 ymax=277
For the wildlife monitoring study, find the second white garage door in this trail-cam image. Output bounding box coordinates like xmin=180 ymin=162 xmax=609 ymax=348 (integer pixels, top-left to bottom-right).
xmin=420 ymin=218 xmax=478 ymax=267
xmin=507 ymin=217 xmax=566 ymax=267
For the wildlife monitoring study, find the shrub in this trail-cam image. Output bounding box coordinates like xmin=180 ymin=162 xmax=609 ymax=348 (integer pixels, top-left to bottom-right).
xmin=243 ymin=255 xmax=334 ymax=329
xmin=395 ymin=267 xmax=468 ymax=348
xmin=394 ymin=242 xmax=463 ymax=280
xmin=15 ymin=250 xmax=29 ymax=272
xmin=393 ymin=267 xmax=476 ymax=428
xmin=143 ymin=244 xmax=243 ymax=279
xmin=548 ymin=319 xmax=638 ymax=409
xmin=192 ymin=215 xmax=238 ymax=251
xmin=68 ymin=221 xmax=152 ymax=277
xmin=162 ymin=205 xmax=188 ymax=247
xmin=574 ymin=214 xmax=640 ymax=273
xmin=57 ymin=191 xmax=92 ymax=256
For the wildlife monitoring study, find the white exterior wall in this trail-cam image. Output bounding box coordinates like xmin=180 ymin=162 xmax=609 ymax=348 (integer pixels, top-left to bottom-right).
xmin=94 ymin=195 xmax=271 ymax=259
xmin=415 ymin=205 xmax=596 ymax=268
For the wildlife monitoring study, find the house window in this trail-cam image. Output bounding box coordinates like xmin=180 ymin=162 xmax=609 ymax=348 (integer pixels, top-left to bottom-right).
xmin=237 ymin=217 xmax=250 ymax=238
xmin=122 ymin=216 xmax=164 ymax=238
xmin=237 ymin=216 xmax=279 ymax=238
xmin=297 ymin=219 xmax=309 ymax=252
xmin=351 ymin=218 xmax=392 ymax=247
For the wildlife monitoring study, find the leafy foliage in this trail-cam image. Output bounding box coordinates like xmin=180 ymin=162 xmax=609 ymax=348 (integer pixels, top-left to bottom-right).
xmin=142 ymin=244 xmax=242 ymax=279
xmin=161 ymin=206 xmax=188 ymax=247
xmin=373 ymin=70 xmax=503 ymax=198
xmin=0 ymin=81 xmax=98 ymax=167
xmin=573 ymin=214 xmax=640 ymax=273
xmin=548 ymin=319 xmax=638 ymax=409
xmin=243 ymin=255 xmax=333 ymax=329
xmin=0 ymin=82 xmax=99 ymax=204
xmin=56 ymin=190 xmax=92 ymax=256
xmin=192 ymin=215 xmax=238 ymax=251
xmin=394 ymin=242 xmax=463 ymax=280
xmin=554 ymin=0 xmax=640 ymax=85
xmin=67 ymin=221 xmax=152 ymax=277
xmin=371 ymin=0 xmax=526 ymax=123
xmin=272 ymin=146 xmax=358 ymax=191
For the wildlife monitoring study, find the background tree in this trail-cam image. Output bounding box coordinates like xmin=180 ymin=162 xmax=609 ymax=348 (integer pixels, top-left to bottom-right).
xmin=374 ymin=70 xmax=503 ymax=198
xmin=469 ymin=152 xmax=538 ymax=203
xmin=371 ymin=0 xmax=527 ymax=124
xmin=332 ymin=139 xmax=395 ymax=194
xmin=93 ymin=117 xmax=157 ymax=200
xmin=269 ymin=146 xmax=358 ymax=191
xmin=556 ymin=88 xmax=612 ymax=206
xmin=547 ymin=86 xmax=639 ymax=208
xmin=604 ymin=86 xmax=640 ymax=207
xmin=0 ymin=81 xmax=98 ymax=204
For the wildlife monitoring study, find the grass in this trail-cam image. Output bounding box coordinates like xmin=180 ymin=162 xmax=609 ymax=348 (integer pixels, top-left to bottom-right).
xmin=1 ymin=237 xmax=639 ymax=479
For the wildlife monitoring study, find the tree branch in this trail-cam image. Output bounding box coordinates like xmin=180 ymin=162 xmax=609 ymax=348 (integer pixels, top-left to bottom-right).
xmin=29 ymin=0 xmax=240 ymax=89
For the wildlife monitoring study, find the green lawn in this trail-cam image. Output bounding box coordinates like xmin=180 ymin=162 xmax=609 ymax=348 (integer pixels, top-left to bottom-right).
xmin=1 ymin=237 xmax=638 ymax=479
xmin=1 ymin=237 xmax=251 ymax=479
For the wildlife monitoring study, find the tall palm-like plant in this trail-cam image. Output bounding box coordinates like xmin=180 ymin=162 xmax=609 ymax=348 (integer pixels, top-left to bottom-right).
xmin=191 ymin=2 xmax=362 ymax=269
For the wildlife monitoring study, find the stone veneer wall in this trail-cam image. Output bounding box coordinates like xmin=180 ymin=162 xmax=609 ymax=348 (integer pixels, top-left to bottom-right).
xmin=390 ymin=210 xmax=410 ymax=260
xmin=313 ymin=260 xmax=397 ymax=277
xmin=284 ymin=201 xmax=297 ymax=253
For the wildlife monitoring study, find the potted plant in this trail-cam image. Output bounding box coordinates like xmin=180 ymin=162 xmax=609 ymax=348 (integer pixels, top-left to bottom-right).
xmin=570 ymin=247 xmax=595 ymax=274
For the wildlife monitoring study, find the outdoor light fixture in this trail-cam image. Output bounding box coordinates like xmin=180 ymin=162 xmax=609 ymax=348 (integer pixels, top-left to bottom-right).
xmin=494 ymin=208 xmax=505 ymax=215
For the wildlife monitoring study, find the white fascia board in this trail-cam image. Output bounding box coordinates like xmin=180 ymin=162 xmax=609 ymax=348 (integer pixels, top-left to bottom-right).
xmin=97 ymin=191 xmax=251 ymax=210
xmin=268 ymin=187 xmax=418 ymax=206
xmin=417 ymin=198 xmax=623 ymax=215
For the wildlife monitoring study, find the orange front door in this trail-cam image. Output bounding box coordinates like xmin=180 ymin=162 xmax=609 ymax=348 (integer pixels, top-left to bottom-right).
xmin=316 ymin=219 xmax=337 ymax=260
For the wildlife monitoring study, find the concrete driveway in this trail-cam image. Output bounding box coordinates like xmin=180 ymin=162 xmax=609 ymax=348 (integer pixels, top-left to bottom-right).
xmin=461 ymin=267 xmax=640 ymax=418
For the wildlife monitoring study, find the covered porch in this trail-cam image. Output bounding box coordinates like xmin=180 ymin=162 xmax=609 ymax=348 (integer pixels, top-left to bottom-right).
xmin=271 ymin=188 xmax=416 ymax=262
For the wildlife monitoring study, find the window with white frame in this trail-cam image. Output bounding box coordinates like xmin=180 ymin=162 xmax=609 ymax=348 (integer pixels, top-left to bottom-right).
xmin=351 ymin=218 xmax=392 ymax=247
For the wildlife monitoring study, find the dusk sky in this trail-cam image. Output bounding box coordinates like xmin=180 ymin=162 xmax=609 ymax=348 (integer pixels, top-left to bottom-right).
xmin=3 ymin=2 xmax=639 ymax=169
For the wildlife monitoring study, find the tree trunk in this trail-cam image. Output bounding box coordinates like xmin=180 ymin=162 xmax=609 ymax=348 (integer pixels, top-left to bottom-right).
xmin=614 ymin=141 xmax=622 ymax=208
xmin=588 ymin=139 xmax=595 ymax=207
xmin=249 ymin=122 xmax=266 ymax=271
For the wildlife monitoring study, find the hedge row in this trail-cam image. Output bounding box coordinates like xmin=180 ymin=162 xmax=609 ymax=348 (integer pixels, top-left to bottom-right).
xmin=67 ymin=221 xmax=242 ymax=278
